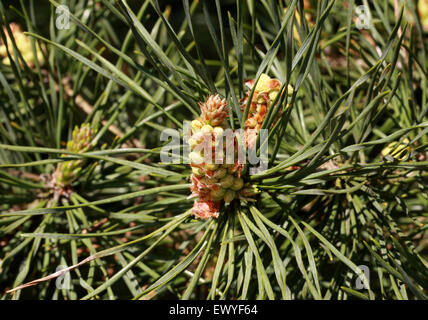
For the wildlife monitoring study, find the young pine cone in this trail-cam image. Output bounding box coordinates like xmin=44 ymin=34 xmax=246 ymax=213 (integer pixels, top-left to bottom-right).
xmin=52 ymin=124 xmax=95 ymax=194
xmin=188 ymin=95 xmax=244 ymax=219
xmin=241 ymin=73 xmax=293 ymax=148
xmin=0 ymin=23 xmax=44 ymax=67
xmin=419 ymin=0 xmax=428 ymax=29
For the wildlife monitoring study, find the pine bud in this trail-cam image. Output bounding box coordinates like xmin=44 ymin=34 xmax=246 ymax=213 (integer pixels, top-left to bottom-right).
xmin=204 ymin=163 xmax=219 ymax=171
xmin=230 ymin=177 xmax=244 ymax=191
xmin=201 ymin=124 xmax=214 ymax=133
xmin=189 ymin=151 xmax=204 ymax=164
xmin=189 ymin=94 xmax=244 ymax=219
xmin=199 ymin=94 xmax=229 ymax=126
xmin=241 ymin=73 xmax=292 ymax=148
xmin=210 ymin=187 xmax=226 ymax=201
xmin=213 ymin=126 xmax=224 ymax=136
xmin=0 ymin=23 xmax=44 ymax=67
xmin=191 ymin=119 xmax=203 ymax=131
xmin=223 ymin=190 xmax=236 ymax=204
xmin=52 ymin=124 xmax=95 ymax=193
xmin=192 ymin=167 xmax=204 ymax=177
xmin=212 ymin=168 xmax=227 ymax=179
xmin=220 ymin=174 xmax=234 ymax=189
xmin=419 ymin=0 xmax=428 ymax=28
xmin=188 ymin=138 xmax=199 ymax=148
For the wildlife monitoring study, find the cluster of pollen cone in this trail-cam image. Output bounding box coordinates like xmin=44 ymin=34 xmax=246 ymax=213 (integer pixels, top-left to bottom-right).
xmin=188 ymin=73 xmax=293 ymax=219
xmin=52 ymin=124 xmax=95 ymax=196
xmin=0 ymin=23 xmax=44 ymax=67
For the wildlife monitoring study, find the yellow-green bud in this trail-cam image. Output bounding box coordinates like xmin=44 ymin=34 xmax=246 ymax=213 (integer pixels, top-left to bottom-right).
xmin=230 ymin=178 xmax=244 ymax=191
xmin=188 ymin=138 xmax=199 ymax=148
xmin=210 ymin=187 xmax=226 ymax=201
xmin=268 ymin=90 xmax=279 ymax=101
xmin=254 ymin=73 xmax=272 ymax=92
xmin=220 ymin=174 xmax=234 ymax=188
xmin=213 ymin=168 xmax=227 ymax=179
xmin=53 ymin=123 xmax=95 ymax=189
xmin=223 ymin=190 xmax=236 ymax=203
xmin=287 ymin=84 xmax=294 ymax=96
xmin=190 ymin=151 xmax=204 ymax=164
xmin=205 ymin=163 xmax=219 ymax=171
xmin=201 ymin=124 xmax=213 ymax=133
xmin=213 ymin=126 xmax=224 ymax=136
xmin=191 ymin=120 xmax=203 ymax=131
xmin=203 ymin=177 xmax=218 ymax=184
xmin=192 ymin=167 xmax=204 ymax=177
